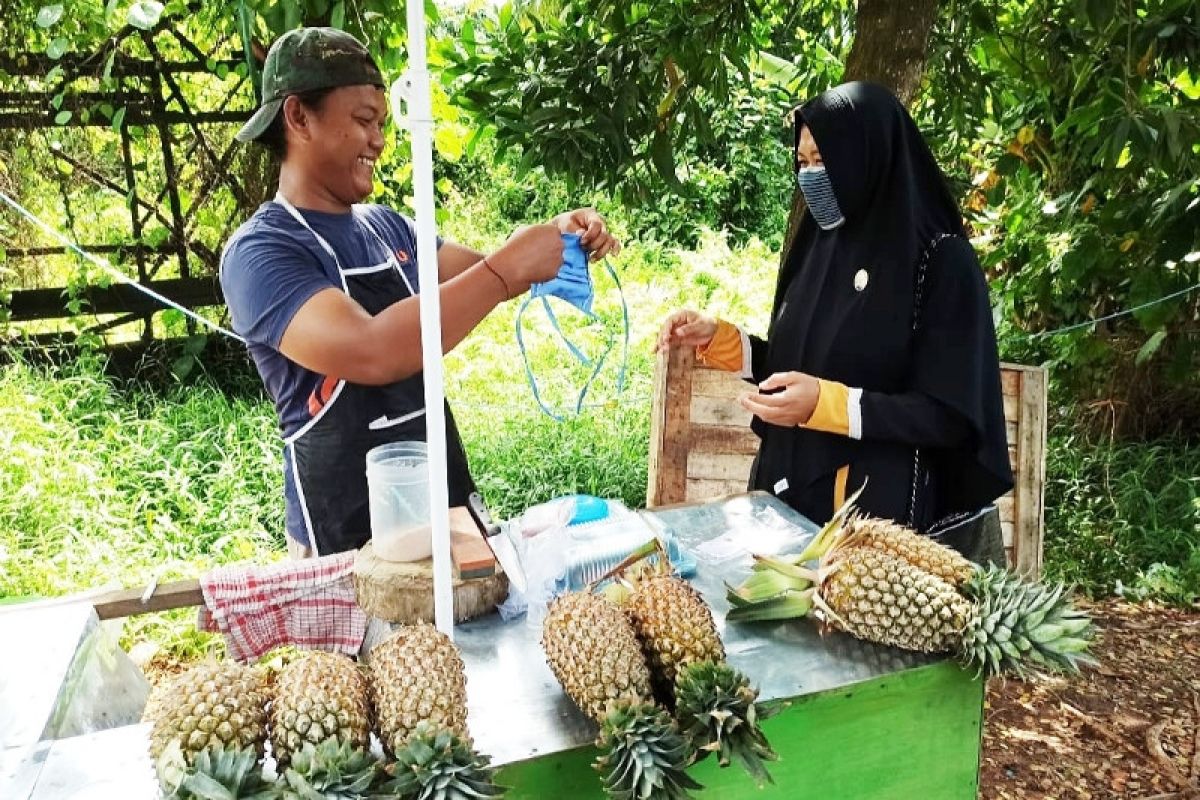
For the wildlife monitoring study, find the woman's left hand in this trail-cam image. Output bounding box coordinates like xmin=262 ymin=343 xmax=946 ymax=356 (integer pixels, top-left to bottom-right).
xmin=740 ymin=371 xmax=820 ymax=427
xmin=551 ymin=207 xmax=622 ymax=260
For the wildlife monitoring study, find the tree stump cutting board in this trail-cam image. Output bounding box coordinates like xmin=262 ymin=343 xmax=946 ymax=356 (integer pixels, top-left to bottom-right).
xmin=353 ymin=507 xmax=509 ymax=623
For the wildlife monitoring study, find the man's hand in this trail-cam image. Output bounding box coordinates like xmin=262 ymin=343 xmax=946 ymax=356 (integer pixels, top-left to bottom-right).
xmin=656 ymin=309 xmax=718 ymax=353
xmin=740 ymin=371 xmax=820 ymax=427
xmin=551 ymin=207 xmax=621 ymax=260
xmin=488 ymin=223 xmax=565 ymax=296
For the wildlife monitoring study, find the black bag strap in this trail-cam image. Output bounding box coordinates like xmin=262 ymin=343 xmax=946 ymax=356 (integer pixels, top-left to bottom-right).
xmin=906 ymin=232 xmax=960 ymax=526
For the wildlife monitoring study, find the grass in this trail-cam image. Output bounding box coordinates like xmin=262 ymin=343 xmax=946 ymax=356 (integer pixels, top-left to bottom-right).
xmin=1042 ymin=427 xmax=1200 ymax=601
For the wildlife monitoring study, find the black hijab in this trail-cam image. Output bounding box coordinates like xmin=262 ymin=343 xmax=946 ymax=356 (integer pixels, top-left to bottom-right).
xmin=753 ymin=81 xmax=1013 ymax=522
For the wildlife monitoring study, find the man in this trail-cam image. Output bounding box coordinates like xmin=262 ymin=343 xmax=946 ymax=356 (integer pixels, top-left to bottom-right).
xmin=220 ymin=27 xmax=619 ymax=557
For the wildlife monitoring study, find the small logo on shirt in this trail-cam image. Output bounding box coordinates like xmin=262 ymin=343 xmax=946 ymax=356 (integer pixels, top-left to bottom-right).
xmin=395 ymin=249 xmax=410 ymax=263
xmin=854 ymin=269 xmax=869 ymax=291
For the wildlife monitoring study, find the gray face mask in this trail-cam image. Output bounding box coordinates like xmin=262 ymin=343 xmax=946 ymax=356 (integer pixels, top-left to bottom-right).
xmin=796 ymin=166 xmax=846 ymax=230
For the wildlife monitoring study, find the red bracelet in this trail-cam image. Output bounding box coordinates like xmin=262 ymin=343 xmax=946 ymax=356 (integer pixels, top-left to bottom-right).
xmin=482 ymin=257 xmax=512 ymax=299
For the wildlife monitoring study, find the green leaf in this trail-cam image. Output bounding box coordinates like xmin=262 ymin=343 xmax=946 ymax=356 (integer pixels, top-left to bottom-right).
xmin=434 ymin=127 xmax=464 ymax=161
xmin=127 ymin=0 xmax=164 ymax=30
xmin=330 ymin=0 xmax=345 ymax=31
xmin=649 ymin=127 xmax=684 ymax=192
xmin=36 ymin=4 xmax=64 ymax=28
xmin=54 ymin=110 xmax=72 ymax=125
xmin=1135 ymin=330 xmax=1167 ymax=365
xmin=46 ymin=37 xmax=68 ymax=60
xmin=112 ymin=106 xmax=126 ymax=131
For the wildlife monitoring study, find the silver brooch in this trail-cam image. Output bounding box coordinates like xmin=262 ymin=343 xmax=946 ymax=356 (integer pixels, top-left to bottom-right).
xmin=854 ymin=269 xmax=869 ymax=291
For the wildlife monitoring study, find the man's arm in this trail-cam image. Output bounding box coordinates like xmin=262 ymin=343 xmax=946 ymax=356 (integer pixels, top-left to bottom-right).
xmin=435 ymin=206 xmax=621 ymax=283
xmin=280 ymin=224 xmax=563 ymax=385
xmin=438 ymin=241 xmax=485 ymax=281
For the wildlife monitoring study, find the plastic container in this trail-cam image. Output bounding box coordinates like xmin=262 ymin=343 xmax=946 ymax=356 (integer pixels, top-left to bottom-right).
xmin=366 ymin=441 xmax=431 ymax=562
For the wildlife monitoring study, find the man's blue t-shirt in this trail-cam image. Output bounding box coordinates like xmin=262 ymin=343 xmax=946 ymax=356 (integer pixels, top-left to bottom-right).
xmin=220 ymin=201 xmax=426 ymax=439
xmin=220 ymin=201 xmax=439 ymax=547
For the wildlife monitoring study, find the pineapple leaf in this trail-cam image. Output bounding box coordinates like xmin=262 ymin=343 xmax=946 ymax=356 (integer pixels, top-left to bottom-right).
xmin=674 ymin=662 xmax=776 ymax=787
xmin=596 ymin=701 xmax=702 ymax=800
xmin=377 ymin=721 xmax=504 ymax=800
xmin=725 ymin=589 xmax=814 ymax=623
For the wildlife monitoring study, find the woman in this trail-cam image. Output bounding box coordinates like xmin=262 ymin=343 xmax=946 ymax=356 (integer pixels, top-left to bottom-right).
xmin=658 ymin=81 xmax=1013 ymax=545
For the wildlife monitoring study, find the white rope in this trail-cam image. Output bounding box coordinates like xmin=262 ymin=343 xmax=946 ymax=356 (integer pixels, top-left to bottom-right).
xmin=0 ymin=188 xmax=245 ymax=343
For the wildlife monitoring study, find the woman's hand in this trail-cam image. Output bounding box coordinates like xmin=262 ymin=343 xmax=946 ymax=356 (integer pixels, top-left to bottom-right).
xmin=740 ymin=371 xmax=820 ymax=427
xmin=656 ymin=309 xmax=718 ymax=352
xmin=551 ymin=207 xmax=621 ymax=260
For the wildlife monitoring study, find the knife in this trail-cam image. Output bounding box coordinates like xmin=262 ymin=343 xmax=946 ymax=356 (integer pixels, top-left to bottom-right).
xmin=466 ymin=492 xmax=528 ymax=594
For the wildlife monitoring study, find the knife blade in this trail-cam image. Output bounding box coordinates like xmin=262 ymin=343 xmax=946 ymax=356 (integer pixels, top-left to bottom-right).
xmin=466 ymin=491 xmax=527 ymax=594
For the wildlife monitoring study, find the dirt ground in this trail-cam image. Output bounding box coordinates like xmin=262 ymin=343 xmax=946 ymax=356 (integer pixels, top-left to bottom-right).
xmin=141 ymin=597 xmax=1200 ymax=798
xmin=981 ymin=598 xmax=1200 ymax=800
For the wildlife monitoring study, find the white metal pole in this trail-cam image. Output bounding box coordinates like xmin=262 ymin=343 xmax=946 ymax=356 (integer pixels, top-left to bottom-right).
xmin=397 ymin=0 xmax=454 ymax=638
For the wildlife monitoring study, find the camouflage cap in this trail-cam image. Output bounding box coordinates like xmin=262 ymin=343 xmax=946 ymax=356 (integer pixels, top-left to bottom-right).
xmin=236 ymin=27 xmax=385 ymax=143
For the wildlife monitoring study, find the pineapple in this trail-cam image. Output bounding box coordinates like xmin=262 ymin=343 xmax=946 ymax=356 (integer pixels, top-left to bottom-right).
xmin=368 ymin=625 xmax=504 ymax=800
xmin=818 ymin=546 xmax=971 ymax=653
xmin=155 ymin=741 xmax=277 ymax=800
xmin=726 ymin=507 xmax=1097 ymax=679
xmin=624 ymin=575 xmax=725 ymax=696
xmin=269 ymin=651 xmax=372 ymax=768
xmin=620 ymin=572 xmax=776 ymax=785
xmin=836 ymin=514 xmax=976 ymax=586
xmin=542 ymin=591 xmax=653 ymax=721
xmin=542 ymin=591 xmax=701 ymax=799
xmin=369 ymin=623 xmax=468 ymax=755
xmin=144 ymin=662 xmax=270 ymax=764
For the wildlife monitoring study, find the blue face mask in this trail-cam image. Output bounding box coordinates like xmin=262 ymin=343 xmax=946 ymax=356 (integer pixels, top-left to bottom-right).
xmin=796 ymin=166 xmax=846 ymax=230
xmin=516 ymin=233 xmax=630 ymax=420
xmin=529 ymin=232 xmax=594 ymax=313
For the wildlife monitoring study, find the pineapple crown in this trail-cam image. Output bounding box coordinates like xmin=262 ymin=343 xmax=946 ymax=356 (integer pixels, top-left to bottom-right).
xmin=595 ymin=700 xmax=703 ymax=800
xmin=156 ymin=742 xmax=278 ymax=800
xmin=960 ymin=566 xmax=1097 ymax=679
xmin=376 ymin=721 xmax=504 ymax=800
xmin=281 ymin=738 xmax=380 ymax=799
xmin=673 ymin=661 xmax=777 ymax=787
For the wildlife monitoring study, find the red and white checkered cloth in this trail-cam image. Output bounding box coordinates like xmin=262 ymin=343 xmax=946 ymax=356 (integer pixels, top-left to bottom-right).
xmin=198 ymin=551 xmax=366 ymax=663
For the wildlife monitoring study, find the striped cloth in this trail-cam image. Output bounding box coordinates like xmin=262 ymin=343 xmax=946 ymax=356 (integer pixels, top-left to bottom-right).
xmin=197 ymin=551 xmax=366 ymax=662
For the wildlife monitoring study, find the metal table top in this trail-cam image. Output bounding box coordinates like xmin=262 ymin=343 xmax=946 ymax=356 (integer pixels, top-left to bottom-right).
xmin=457 ymin=492 xmax=933 ymax=765
xmin=5 ymin=493 xmax=938 ymax=797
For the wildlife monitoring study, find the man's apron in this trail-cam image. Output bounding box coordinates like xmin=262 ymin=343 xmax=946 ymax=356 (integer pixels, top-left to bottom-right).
xmin=276 ymin=195 xmax=475 ymax=555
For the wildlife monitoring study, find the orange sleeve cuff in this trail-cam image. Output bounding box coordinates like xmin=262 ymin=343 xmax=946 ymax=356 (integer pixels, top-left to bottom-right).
xmin=802 ymin=379 xmax=851 ymax=436
xmin=696 ymin=319 xmax=744 ymax=372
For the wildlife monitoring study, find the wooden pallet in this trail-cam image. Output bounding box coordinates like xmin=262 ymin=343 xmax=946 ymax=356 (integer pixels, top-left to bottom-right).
xmin=646 ymin=347 xmax=1047 ymax=576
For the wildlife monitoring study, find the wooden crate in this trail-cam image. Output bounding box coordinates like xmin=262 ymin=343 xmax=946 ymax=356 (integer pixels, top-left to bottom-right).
xmin=646 ymin=348 xmax=1047 ymax=576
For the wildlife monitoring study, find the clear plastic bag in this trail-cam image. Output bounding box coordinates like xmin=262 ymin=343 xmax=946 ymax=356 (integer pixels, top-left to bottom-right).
xmin=45 ymin=614 xmax=150 ymax=740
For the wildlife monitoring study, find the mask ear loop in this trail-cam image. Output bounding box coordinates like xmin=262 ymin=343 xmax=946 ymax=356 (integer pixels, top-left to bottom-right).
xmin=569 ymin=257 xmax=628 ymax=415
xmin=515 ymin=294 xmax=565 ymax=421
xmin=515 ymin=256 xmax=630 ymax=420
